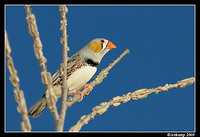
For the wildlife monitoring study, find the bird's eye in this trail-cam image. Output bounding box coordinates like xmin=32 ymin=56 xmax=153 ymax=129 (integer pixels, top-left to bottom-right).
xmin=101 ymin=39 xmax=104 ymax=43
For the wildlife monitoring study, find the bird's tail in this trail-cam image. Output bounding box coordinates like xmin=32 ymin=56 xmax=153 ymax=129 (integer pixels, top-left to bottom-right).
xmin=28 ymin=95 xmax=47 ymax=118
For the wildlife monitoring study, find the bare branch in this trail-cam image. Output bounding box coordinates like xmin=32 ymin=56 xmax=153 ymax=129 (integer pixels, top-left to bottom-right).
xmin=55 ymin=5 xmax=69 ymax=132
xmin=69 ymin=77 xmax=195 ymax=132
xmin=5 ymin=30 xmax=31 ymax=132
xmin=66 ymin=49 xmax=130 ymax=108
xmin=24 ymin=5 xmax=59 ymax=121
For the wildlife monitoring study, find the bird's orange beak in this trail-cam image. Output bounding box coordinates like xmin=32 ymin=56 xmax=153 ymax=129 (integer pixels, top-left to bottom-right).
xmin=106 ymin=41 xmax=117 ymax=50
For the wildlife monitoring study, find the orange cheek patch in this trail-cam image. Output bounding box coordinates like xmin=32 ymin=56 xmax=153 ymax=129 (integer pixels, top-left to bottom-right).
xmin=89 ymin=41 xmax=102 ymax=53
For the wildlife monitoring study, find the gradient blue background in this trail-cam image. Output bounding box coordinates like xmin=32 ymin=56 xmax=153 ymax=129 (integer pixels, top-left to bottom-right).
xmin=5 ymin=5 xmax=195 ymax=132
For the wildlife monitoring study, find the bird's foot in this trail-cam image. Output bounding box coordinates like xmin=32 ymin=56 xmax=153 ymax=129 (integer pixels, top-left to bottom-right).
xmin=83 ymin=84 xmax=93 ymax=95
xmin=67 ymin=84 xmax=93 ymax=102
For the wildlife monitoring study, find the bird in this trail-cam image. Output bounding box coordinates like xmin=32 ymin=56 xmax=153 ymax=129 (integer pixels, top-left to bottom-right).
xmin=28 ymin=38 xmax=116 ymax=118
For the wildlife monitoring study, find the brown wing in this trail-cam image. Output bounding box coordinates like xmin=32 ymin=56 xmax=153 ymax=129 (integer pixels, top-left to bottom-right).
xmin=52 ymin=53 xmax=86 ymax=86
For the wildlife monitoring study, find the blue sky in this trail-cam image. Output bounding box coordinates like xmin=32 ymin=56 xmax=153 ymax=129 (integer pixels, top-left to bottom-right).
xmin=5 ymin=5 xmax=195 ymax=132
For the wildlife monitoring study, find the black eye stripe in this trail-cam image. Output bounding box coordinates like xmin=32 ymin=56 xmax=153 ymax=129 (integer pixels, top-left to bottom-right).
xmin=100 ymin=39 xmax=106 ymax=50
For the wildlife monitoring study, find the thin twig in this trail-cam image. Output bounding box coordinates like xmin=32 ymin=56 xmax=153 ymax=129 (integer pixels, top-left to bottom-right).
xmin=55 ymin=5 xmax=69 ymax=132
xmin=5 ymin=30 xmax=32 ymax=132
xmin=24 ymin=5 xmax=59 ymax=121
xmin=69 ymin=77 xmax=195 ymax=132
xmin=66 ymin=49 xmax=130 ymax=108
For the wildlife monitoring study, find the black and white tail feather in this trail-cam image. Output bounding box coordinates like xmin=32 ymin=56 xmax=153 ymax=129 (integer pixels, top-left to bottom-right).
xmin=28 ymin=95 xmax=47 ymax=118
